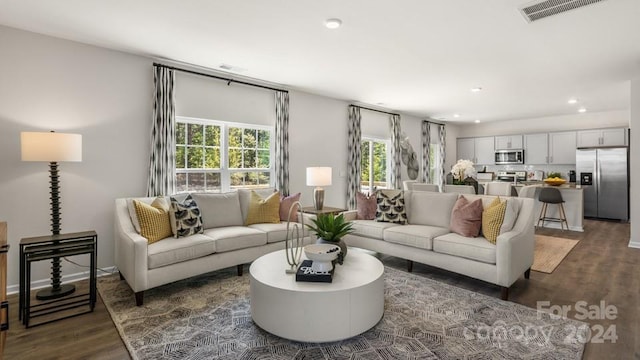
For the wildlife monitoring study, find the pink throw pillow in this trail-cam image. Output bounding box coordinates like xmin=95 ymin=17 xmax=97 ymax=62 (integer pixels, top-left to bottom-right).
xmin=356 ymin=191 xmax=377 ymax=220
xmin=449 ymin=196 xmax=483 ymax=237
xmin=280 ymin=193 xmax=301 ymax=222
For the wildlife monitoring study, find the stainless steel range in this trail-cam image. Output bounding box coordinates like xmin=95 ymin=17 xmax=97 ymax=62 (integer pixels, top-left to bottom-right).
xmin=496 ymin=171 xmax=527 ymax=182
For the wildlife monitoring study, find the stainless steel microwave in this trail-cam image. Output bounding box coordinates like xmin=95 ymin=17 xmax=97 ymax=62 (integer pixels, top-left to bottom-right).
xmin=495 ymin=149 xmax=524 ymax=165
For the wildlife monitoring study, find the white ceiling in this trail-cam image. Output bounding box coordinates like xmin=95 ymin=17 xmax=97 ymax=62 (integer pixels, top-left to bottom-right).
xmin=1 ymin=0 xmax=639 ymax=123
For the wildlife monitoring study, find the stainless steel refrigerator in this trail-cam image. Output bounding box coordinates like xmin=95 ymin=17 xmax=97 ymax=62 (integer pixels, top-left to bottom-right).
xmin=576 ymin=148 xmax=629 ymax=221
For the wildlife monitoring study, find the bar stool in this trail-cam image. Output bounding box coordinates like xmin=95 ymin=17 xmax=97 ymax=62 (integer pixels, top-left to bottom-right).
xmin=537 ymin=187 xmax=569 ymax=230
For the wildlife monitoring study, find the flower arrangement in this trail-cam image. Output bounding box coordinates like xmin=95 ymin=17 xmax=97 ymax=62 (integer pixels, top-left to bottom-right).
xmin=451 ymin=159 xmax=477 ymax=184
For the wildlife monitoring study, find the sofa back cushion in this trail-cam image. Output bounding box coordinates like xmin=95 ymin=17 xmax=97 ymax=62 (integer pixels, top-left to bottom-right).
xmin=191 ymin=192 xmax=243 ymax=229
xmin=409 ymin=191 xmax=458 ymax=227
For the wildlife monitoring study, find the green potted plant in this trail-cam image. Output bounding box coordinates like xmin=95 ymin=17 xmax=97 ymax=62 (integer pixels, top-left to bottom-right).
xmin=306 ymin=213 xmax=354 ymax=264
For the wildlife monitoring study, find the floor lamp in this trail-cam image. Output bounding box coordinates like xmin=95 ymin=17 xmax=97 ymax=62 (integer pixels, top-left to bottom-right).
xmin=21 ymin=131 xmax=82 ymax=300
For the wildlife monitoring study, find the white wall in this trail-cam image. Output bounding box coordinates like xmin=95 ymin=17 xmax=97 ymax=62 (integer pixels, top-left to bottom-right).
xmin=0 ymin=26 xmax=152 ymax=289
xmin=630 ymin=79 xmax=640 ymax=248
xmin=456 ymin=110 xmax=629 ymax=138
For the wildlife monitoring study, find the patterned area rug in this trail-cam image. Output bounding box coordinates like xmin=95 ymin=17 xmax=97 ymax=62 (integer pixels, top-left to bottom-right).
xmin=99 ymin=265 xmax=587 ymax=360
xmin=532 ymin=235 xmax=580 ymax=273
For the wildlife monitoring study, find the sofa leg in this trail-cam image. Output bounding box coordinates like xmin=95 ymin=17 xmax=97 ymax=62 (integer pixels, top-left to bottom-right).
xmin=119 ymin=272 xmax=125 ymax=281
xmin=237 ymin=264 xmax=243 ymax=276
xmin=501 ymin=287 xmax=509 ymax=301
xmin=407 ymin=260 xmax=413 ymax=273
xmin=524 ymin=268 xmax=531 ymax=279
xmin=135 ymin=291 xmax=144 ymax=306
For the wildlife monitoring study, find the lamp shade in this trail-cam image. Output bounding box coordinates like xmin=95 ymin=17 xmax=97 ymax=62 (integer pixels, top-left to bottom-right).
xmin=21 ymin=132 xmax=82 ymax=162
xmin=306 ymin=167 xmax=332 ymax=187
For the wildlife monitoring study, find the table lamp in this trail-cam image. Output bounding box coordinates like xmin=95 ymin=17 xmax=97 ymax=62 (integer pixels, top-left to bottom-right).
xmin=21 ymin=131 xmax=82 ymax=300
xmin=306 ymin=167 xmax=332 ymax=210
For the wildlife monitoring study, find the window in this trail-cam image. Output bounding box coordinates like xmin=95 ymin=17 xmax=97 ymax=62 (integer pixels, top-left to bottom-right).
xmin=175 ymin=117 xmax=273 ymax=193
xmin=429 ymin=143 xmax=440 ymax=184
xmin=360 ymin=137 xmax=389 ymax=192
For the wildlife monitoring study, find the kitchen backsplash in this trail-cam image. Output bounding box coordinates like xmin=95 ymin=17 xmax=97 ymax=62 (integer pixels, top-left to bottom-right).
xmin=477 ymin=165 xmax=576 ymax=180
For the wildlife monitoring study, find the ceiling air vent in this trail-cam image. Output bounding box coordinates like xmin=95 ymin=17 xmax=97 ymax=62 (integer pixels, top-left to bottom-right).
xmin=519 ymin=0 xmax=606 ymax=22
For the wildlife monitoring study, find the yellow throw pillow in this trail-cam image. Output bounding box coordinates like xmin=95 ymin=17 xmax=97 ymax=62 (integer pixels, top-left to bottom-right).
xmin=245 ymin=191 xmax=281 ymax=225
xmin=133 ymin=197 xmax=172 ymax=244
xmin=482 ymin=197 xmax=507 ymax=244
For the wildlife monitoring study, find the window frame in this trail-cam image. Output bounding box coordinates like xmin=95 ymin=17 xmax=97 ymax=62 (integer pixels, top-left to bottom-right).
xmin=175 ymin=116 xmax=275 ymax=193
xmin=360 ymin=136 xmax=390 ymax=192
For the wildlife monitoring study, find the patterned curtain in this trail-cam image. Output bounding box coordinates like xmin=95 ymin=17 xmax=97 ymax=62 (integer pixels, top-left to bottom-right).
xmin=421 ymin=120 xmax=431 ymax=183
xmin=389 ymin=114 xmax=402 ymax=189
xmin=274 ymin=91 xmax=290 ymax=196
xmin=146 ymin=66 xmax=176 ymax=196
xmin=347 ymin=106 xmax=362 ymax=210
xmin=438 ymin=124 xmax=446 ymax=190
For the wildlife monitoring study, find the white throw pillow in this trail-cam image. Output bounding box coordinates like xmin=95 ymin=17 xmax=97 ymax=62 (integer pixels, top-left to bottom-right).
xmin=500 ymin=198 xmax=520 ymax=234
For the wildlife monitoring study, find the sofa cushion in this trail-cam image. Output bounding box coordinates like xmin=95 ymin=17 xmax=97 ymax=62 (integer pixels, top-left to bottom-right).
xmin=409 ymin=191 xmax=458 ymax=227
xmin=280 ymin=192 xmax=301 ymax=222
xmin=351 ymin=220 xmax=400 ymax=239
xmin=433 ymin=233 xmax=496 ymax=264
xmin=449 ymin=196 xmax=483 ymax=237
xmin=249 ymin=222 xmax=307 ymax=243
xmin=203 ymin=226 xmax=267 ymax=252
xmin=356 ymin=191 xmax=377 ymax=220
xmin=383 ymin=225 xmax=449 ymax=250
xmin=169 ymin=194 xmax=204 ymax=238
xmin=147 ymin=234 xmax=216 ymax=269
xmin=245 ymin=191 xmax=281 ymax=225
xmin=482 ymin=197 xmax=507 ymax=244
xmin=375 ymin=191 xmax=407 ymax=224
xmin=191 ymin=192 xmax=243 ymax=229
xmin=238 ymin=188 xmax=277 ymax=223
xmin=133 ymin=198 xmax=173 ymax=244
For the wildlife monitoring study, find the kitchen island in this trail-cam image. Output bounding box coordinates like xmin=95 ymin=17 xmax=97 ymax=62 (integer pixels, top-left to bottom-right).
xmin=516 ymin=183 xmax=584 ymax=232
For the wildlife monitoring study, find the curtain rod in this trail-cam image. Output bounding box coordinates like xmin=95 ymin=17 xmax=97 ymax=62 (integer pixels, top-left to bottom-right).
xmin=153 ymin=62 xmax=288 ymax=93
xmin=352 ymin=105 xmax=400 ymax=117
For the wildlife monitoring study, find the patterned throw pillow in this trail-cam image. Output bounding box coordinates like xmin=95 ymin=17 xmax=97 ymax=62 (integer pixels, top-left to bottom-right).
xmin=279 ymin=192 xmax=301 ymax=222
xmin=245 ymin=191 xmax=282 ymax=225
xmin=170 ymin=194 xmax=204 ymax=238
xmin=482 ymin=197 xmax=507 ymax=244
xmin=375 ymin=191 xmax=407 ymax=224
xmin=133 ymin=197 xmax=173 ymax=244
xmin=449 ymin=196 xmax=484 ymax=237
xmin=356 ymin=191 xmax=377 ymax=220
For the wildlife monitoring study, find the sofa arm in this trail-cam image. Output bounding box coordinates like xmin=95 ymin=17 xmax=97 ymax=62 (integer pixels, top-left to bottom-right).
xmin=495 ymin=226 xmax=535 ymax=287
xmin=114 ymin=199 xmax=149 ymax=292
xmin=342 ymin=210 xmax=357 ymax=221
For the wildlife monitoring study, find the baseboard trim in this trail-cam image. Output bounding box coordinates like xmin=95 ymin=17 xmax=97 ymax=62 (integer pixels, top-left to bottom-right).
xmin=537 ymin=223 xmax=584 ymax=232
xmin=628 ymin=240 xmax=640 ymax=249
xmin=7 ymin=266 xmax=117 ymax=295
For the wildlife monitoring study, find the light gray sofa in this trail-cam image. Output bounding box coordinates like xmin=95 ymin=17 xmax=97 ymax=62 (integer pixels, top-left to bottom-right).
xmin=343 ymin=190 xmax=535 ymax=300
xmin=114 ymin=188 xmax=308 ymax=305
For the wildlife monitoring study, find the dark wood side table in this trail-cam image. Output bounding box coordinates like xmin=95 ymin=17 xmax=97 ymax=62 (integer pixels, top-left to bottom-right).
xmin=19 ymin=231 xmax=97 ymax=328
xmin=300 ymin=206 xmax=347 ymax=216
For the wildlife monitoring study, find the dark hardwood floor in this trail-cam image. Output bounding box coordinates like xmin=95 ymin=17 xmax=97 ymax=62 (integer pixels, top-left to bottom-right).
xmin=4 ymin=219 xmax=638 ymax=359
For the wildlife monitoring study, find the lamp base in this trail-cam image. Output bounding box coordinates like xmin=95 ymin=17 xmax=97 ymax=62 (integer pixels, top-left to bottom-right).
xmin=36 ymin=284 xmax=76 ymax=301
xmin=313 ymin=188 xmax=325 ymax=210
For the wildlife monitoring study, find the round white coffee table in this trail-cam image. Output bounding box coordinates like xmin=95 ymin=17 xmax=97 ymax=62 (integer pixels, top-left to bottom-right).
xmin=249 ymin=249 xmax=384 ymax=342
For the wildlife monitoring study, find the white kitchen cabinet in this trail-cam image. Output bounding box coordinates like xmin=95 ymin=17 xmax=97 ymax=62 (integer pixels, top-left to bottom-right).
xmin=577 ymin=128 xmax=627 ymax=147
xmin=524 ymin=133 xmax=548 ymax=164
xmin=456 ymin=137 xmax=494 ymax=164
xmin=456 ymin=138 xmax=475 ymax=162
xmin=495 ymin=135 xmax=523 ymax=150
xmin=549 ymin=131 xmax=576 ymax=164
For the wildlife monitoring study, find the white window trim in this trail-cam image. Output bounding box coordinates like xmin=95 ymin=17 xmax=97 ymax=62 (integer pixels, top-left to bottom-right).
xmin=176 ymin=116 xmax=275 ymax=192
xmin=361 ymin=136 xmax=391 ymax=191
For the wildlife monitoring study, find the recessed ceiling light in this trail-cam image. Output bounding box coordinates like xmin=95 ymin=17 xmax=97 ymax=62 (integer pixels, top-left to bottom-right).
xmin=470 ymin=87 xmax=483 ymax=93
xmin=568 ymin=98 xmax=578 ymax=104
xmin=578 ymin=107 xmax=587 ymax=113
xmin=325 ymin=18 xmax=342 ymax=29
xmin=474 ymin=119 xmax=481 ymax=123
xmin=453 ymin=113 xmax=460 ymax=118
